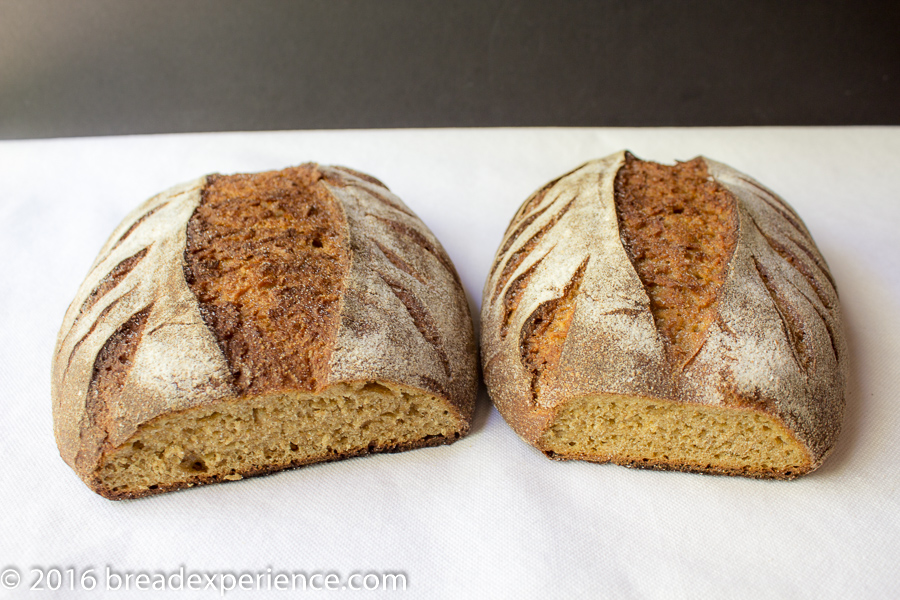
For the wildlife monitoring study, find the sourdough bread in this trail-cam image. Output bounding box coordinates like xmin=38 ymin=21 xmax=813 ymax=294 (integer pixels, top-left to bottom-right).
xmin=481 ymin=151 xmax=846 ymax=478
xmin=53 ymin=164 xmax=477 ymax=498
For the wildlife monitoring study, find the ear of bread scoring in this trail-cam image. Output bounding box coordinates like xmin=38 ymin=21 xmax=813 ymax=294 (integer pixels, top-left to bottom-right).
xmin=481 ymin=151 xmax=847 ymax=478
xmin=52 ymin=164 xmax=476 ymax=499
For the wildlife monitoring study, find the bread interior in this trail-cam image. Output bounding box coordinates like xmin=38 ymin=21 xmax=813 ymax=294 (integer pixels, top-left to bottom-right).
xmin=541 ymin=393 xmax=811 ymax=477
xmin=96 ymin=381 xmax=462 ymax=497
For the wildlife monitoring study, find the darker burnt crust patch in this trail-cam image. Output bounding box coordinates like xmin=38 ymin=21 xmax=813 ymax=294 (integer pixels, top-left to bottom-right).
xmin=614 ymin=153 xmax=739 ymax=368
xmin=183 ymin=165 xmax=351 ymax=396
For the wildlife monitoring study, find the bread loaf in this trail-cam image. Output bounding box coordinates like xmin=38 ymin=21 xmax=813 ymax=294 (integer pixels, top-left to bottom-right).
xmin=481 ymin=151 xmax=846 ymax=478
xmin=52 ymin=164 xmax=477 ymax=499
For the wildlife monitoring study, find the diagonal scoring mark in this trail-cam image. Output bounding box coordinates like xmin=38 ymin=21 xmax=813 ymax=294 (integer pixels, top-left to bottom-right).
xmin=500 ymin=249 xmax=551 ymax=338
xmin=376 ymin=271 xmax=451 ymax=378
xmin=63 ymin=285 xmax=141 ymax=374
xmin=370 ymin=215 xmax=460 ymax=284
xmin=108 ymin=202 xmax=168 ymax=255
xmin=753 ymin=257 xmax=812 ymax=373
xmin=520 ymin=258 xmax=589 ymax=402
xmin=786 ymin=278 xmax=839 ymax=366
xmin=490 ymin=201 xmax=553 ymax=279
xmin=84 ymin=303 xmax=155 ymax=452
xmin=492 ymin=197 xmax=575 ymax=304
xmin=372 ymin=239 xmax=428 ymax=286
xmin=736 ymin=176 xmax=809 ymax=237
xmin=77 ymin=247 xmax=150 ymax=320
xmin=746 ymin=212 xmax=835 ymax=309
xmin=358 ymin=185 xmax=416 ymax=218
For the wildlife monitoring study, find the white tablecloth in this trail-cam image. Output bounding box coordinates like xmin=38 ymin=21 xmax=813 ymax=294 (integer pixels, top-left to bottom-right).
xmin=0 ymin=128 xmax=897 ymax=599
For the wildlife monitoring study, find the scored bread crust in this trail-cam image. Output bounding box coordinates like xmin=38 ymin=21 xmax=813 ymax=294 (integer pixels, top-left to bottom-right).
xmin=52 ymin=164 xmax=477 ymax=498
xmin=481 ymin=151 xmax=847 ymax=477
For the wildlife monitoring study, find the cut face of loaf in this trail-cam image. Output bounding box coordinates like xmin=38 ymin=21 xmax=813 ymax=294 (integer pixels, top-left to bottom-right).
xmin=52 ymin=164 xmax=477 ymax=499
xmin=481 ymin=151 xmax=847 ymax=478
xmin=98 ymin=383 xmax=461 ymax=497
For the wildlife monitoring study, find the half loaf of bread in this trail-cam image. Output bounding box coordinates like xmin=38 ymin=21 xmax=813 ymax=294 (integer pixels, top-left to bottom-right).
xmin=481 ymin=151 xmax=846 ymax=478
xmin=53 ymin=164 xmax=477 ymax=499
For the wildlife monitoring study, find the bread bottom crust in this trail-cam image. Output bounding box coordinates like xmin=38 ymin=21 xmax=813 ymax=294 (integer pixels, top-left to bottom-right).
xmin=92 ymin=433 xmax=458 ymax=500
xmin=542 ymin=451 xmax=808 ymax=480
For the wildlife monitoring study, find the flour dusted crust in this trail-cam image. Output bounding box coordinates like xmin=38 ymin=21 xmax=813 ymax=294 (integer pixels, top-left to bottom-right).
xmin=481 ymin=151 xmax=847 ymax=478
xmin=52 ymin=164 xmax=477 ymax=498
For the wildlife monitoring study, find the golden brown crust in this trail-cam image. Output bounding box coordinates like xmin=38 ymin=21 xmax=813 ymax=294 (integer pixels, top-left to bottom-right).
xmin=481 ymin=151 xmax=847 ymax=477
xmin=52 ymin=165 xmax=477 ymax=497
xmin=184 ymin=165 xmax=350 ymax=395
xmin=614 ymin=154 xmax=739 ymax=366
xmin=520 ymin=258 xmax=589 ymax=401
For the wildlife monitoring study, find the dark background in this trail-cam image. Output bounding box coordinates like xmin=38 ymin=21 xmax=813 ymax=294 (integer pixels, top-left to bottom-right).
xmin=1 ymin=0 xmax=897 ymax=139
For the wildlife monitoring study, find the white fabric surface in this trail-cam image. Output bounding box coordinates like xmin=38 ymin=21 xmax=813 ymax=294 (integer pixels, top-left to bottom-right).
xmin=0 ymin=128 xmax=898 ymax=599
